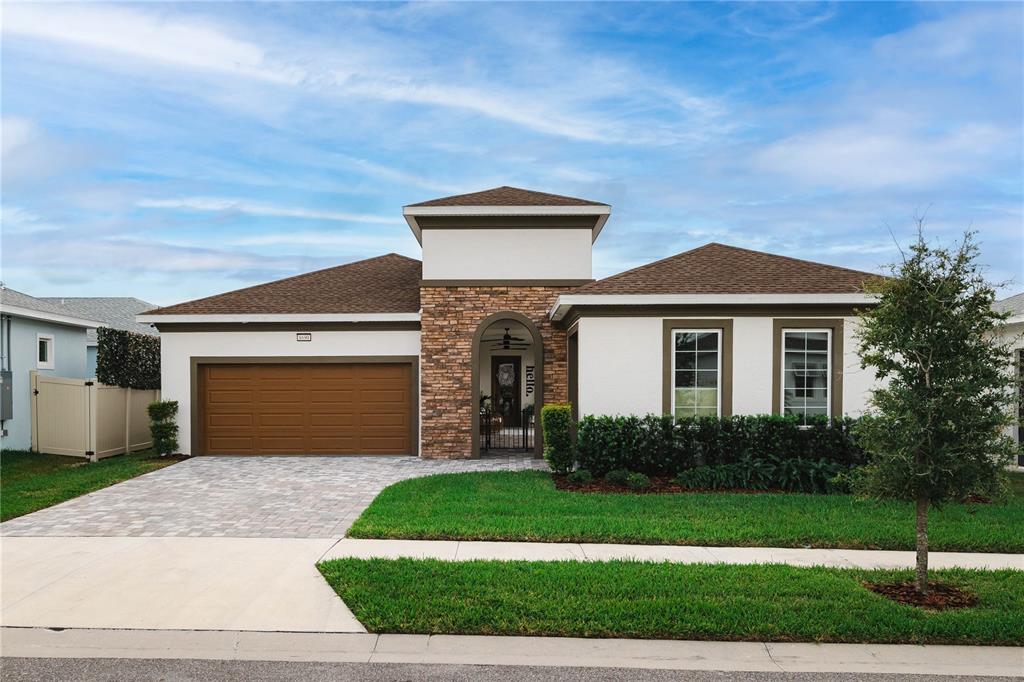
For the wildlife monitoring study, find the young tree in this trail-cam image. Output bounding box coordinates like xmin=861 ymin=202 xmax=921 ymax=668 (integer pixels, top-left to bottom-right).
xmin=854 ymin=228 xmax=1018 ymax=596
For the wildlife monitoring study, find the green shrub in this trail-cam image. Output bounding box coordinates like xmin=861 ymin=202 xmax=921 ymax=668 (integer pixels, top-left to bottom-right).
xmin=625 ymin=472 xmax=651 ymax=490
xmin=673 ymin=457 xmax=849 ymax=494
xmin=96 ymin=327 xmax=160 ymax=389
xmin=148 ymin=400 xmax=179 ymax=455
xmin=541 ymin=403 xmax=575 ymax=474
xmin=566 ymin=469 xmax=593 ymax=485
xmin=605 ymin=469 xmax=631 ymax=487
xmin=577 ymin=414 xmax=865 ymax=480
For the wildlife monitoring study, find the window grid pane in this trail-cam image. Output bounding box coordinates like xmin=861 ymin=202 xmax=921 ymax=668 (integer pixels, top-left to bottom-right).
xmin=782 ymin=330 xmax=829 ymax=423
xmin=673 ymin=330 xmax=720 ymax=418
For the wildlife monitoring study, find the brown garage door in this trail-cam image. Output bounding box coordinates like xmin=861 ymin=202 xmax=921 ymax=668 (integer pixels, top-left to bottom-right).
xmin=198 ymin=363 xmax=413 ymax=455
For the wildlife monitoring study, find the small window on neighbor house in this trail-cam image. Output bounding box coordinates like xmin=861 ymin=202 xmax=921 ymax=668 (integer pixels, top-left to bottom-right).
xmin=782 ymin=329 xmax=830 ymax=423
xmin=672 ymin=329 xmax=721 ymax=418
xmin=37 ymin=334 xmax=55 ymax=370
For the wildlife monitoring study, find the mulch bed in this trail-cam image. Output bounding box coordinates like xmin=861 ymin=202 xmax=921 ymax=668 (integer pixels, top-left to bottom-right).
xmin=863 ymin=581 xmax=978 ymax=610
xmin=551 ymin=474 xmax=787 ymax=495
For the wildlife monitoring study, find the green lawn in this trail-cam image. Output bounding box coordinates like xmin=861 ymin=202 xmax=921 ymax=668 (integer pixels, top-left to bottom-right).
xmin=0 ymin=449 xmax=182 ymax=521
xmin=318 ymin=558 xmax=1024 ymax=645
xmin=347 ymin=470 xmax=1024 ymax=553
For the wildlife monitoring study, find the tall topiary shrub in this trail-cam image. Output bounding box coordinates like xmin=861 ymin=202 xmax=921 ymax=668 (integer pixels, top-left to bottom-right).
xmin=148 ymin=400 xmax=179 ymax=456
xmin=541 ymin=403 xmax=574 ymax=473
xmin=96 ymin=327 xmax=160 ymax=389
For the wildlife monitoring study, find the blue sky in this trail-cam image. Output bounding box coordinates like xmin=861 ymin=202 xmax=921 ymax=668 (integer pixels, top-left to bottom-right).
xmin=2 ymin=1 xmax=1021 ymax=305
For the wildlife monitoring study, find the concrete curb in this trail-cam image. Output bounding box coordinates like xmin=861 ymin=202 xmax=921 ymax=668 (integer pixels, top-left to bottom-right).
xmin=324 ymin=538 xmax=1024 ymax=570
xmin=2 ymin=627 xmax=1021 ymax=676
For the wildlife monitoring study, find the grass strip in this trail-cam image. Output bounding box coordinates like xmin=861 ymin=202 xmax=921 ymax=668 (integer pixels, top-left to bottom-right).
xmin=347 ymin=470 xmax=1024 ymax=553
xmin=318 ymin=558 xmax=1024 ymax=645
xmin=1 ymin=449 xmax=180 ymax=521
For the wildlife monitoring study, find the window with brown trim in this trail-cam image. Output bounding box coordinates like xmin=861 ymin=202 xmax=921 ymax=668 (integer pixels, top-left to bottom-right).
xmin=771 ymin=318 xmax=844 ymax=421
xmin=662 ymin=319 xmax=733 ymax=418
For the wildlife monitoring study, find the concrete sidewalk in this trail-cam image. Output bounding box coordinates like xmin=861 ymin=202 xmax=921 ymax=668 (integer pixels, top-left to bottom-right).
xmin=324 ymin=538 xmax=1024 ymax=570
xmin=1 ymin=537 xmax=363 ymax=632
xmin=2 ymin=627 xmax=1021 ymax=677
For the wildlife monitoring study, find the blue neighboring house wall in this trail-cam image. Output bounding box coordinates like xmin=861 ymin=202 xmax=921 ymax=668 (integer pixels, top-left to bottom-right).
xmin=1 ymin=288 xmax=100 ymax=451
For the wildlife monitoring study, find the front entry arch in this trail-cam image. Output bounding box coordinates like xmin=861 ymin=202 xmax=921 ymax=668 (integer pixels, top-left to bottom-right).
xmin=471 ymin=311 xmax=544 ymax=458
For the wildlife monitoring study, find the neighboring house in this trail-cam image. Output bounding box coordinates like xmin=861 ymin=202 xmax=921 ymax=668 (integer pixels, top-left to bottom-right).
xmin=994 ymin=292 xmax=1024 ymax=460
xmin=43 ymin=297 xmax=158 ymax=376
xmin=139 ymin=186 xmax=881 ymax=458
xmin=0 ymin=286 xmax=103 ymax=450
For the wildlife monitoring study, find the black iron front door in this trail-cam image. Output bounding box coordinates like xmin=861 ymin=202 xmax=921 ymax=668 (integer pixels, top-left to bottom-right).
xmin=491 ymin=356 xmax=522 ymax=427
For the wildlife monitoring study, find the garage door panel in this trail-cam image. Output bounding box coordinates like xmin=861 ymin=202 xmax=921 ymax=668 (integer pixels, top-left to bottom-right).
xmin=200 ymin=363 xmax=412 ymax=455
xmin=361 ymin=389 xmax=408 ymax=403
xmin=209 ymin=436 xmax=255 ymax=451
xmin=361 ymin=413 xmax=407 ymax=427
xmin=308 ymin=389 xmax=357 ymax=403
xmin=208 ymin=414 xmax=254 ymax=427
xmin=307 ymin=411 xmax=356 ymax=421
xmin=308 ymin=437 xmax=360 ymax=452
xmin=208 ymin=390 xmax=255 ymax=404
xmin=258 ymin=413 xmax=306 ymax=427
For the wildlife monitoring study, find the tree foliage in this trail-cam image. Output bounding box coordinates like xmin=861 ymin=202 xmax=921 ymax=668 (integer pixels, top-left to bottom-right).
xmin=852 ymin=228 xmax=1017 ymax=593
xmin=96 ymin=327 xmax=160 ymax=390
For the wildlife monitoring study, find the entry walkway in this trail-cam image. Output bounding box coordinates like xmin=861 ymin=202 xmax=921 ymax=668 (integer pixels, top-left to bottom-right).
xmin=324 ymin=538 xmax=1024 ymax=570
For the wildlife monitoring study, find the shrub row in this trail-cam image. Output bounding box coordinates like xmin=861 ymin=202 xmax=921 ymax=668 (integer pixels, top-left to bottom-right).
xmin=576 ymin=414 xmax=865 ymax=479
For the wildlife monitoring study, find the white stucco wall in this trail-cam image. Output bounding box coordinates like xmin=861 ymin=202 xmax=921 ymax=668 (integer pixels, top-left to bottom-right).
xmin=160 ymin=329 xmax=421 ymax=455
xmin=421 ymin=228 xmax=592 ymax=280
xmin=995 ymin=320 xmax=1024 ymax=448
xmin=576 ymin=314 xmax=876 ymax=419
xmin=1 ymin=316 xmax=90 ymax=451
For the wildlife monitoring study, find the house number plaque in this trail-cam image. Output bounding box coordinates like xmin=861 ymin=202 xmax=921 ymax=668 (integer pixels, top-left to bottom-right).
xmin=296 ymin=333 xmax=312 ymax=342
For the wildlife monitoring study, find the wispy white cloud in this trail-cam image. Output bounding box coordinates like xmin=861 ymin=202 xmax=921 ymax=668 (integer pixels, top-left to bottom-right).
xmin=2 ymin=3 xmax=302 ymax=85
xmin=0 ymin=3 xmax=728 ymax=146
xmin=230 ymin=230 xmax=418 ymax=253
xmin=0 ymin=205 xmax=58 ymax=234
xmin=752 ymin=121 xmax=1011 ymax=190
xmin=136 ymin=197 xmax=395 ymax=225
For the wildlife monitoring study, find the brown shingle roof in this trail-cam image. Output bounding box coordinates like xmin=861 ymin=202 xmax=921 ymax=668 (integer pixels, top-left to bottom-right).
xmin=147 ymin=253 xmax=422 ymax=315
xmin=407 ymin=186 xmax=607 ymax=207
xmin=578 ymin=243 xmax=881 ymax=295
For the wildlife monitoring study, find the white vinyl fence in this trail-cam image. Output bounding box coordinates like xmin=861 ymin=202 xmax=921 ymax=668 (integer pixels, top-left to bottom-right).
xmin=31 ymin=371 xmax=159 ymax=460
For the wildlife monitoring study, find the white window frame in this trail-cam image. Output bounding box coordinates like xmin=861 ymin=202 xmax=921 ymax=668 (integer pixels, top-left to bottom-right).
xmin=780 ymin=328 xmax=832 ymax=420
xmin=671 ymin=328 xmax=723 ymax=419
xmin=36 ymin=333 xmax=55 ymax=370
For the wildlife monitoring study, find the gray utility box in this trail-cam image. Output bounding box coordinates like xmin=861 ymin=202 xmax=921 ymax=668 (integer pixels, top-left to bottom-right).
xmin=0 ymin=370 xmax=12 ymax=421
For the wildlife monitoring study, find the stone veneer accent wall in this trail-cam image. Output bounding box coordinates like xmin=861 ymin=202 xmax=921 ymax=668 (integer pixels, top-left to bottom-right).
xmin=419 ymin=286 xmax=572 ymax=459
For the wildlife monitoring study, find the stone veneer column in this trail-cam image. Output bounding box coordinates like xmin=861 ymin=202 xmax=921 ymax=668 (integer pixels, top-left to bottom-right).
xmin=419 ymin=286 xmax=572 ymax=459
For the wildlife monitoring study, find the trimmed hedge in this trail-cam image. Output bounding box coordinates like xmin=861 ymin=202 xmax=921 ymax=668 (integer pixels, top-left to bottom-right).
xmin=96 ymin=327 xmax=160 ymax=390
xmin=576 ymin=414 xmax=865 ymax=483
xmin=541 ymin=403 xmax=575 ymax=473
xmin=148 ymin=400 xmax=179 ymax=455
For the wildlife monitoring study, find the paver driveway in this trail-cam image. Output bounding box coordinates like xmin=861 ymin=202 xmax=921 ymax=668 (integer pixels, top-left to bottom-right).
xmin=0 ymin=454 xmax=545 ymax=538
xmin=0 ymin=454 xmax=546 ymax=633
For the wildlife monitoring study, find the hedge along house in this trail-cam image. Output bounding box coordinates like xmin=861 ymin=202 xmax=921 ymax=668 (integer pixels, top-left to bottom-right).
xmin=140 ymin=187 xmax=880 ymax=458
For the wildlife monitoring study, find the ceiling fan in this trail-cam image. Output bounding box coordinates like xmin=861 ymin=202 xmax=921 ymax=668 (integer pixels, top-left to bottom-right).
xmin=482 ymin=327 xmax=531 ymax=350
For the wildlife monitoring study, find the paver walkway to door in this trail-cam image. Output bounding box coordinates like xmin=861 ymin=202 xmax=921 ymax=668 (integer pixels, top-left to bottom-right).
xmin=0 ymin=454 xmax=545 ymax=538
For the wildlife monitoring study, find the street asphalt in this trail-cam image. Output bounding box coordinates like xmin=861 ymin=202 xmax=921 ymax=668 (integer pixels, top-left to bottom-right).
xmin=0 ymin=658 xmax=1006 ymax=682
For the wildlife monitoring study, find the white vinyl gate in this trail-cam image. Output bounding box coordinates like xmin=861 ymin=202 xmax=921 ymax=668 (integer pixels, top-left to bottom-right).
xmin=30 ymin=371 xmax=159 ymax=460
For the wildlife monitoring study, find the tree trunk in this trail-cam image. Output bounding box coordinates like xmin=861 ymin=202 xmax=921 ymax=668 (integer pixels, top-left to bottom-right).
xmin=915 ymin=494 xmax=929 ymax=595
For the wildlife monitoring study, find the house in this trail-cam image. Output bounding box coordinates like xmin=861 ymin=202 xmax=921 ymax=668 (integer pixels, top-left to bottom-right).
xmin=139 ymin=186 xmax=881 ymax=458
xmin=43 ymin=297 xmax=158 ymax=376
xmin=0 ymin=286 xmax=103 ymax=450
xmin=994 ymin=292 xmax=1024 ymax=462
